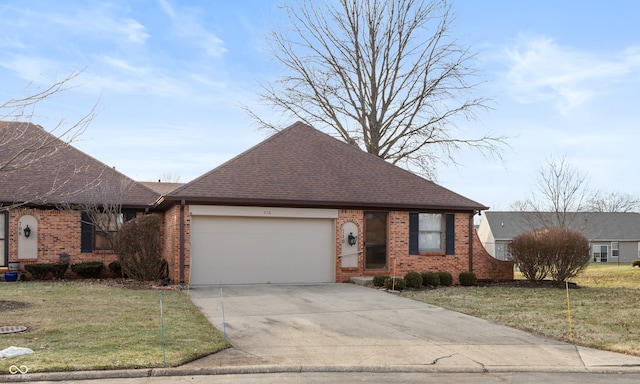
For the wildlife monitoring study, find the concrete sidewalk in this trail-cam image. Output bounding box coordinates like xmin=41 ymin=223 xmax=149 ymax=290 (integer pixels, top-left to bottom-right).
xmin=182 ymin=283 xmax=640 ymax=374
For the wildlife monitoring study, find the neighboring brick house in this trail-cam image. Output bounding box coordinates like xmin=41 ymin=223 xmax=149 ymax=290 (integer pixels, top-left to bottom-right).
xmin=0 ymin=122 xmax=159 ymax=274
xmin=1 ymin=121 xmax=513 ymax=284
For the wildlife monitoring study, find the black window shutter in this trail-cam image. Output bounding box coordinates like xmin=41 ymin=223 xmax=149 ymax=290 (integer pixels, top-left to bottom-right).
xmin=445 ymin=213 xmax=455 ymax=255
xmin=80 ymin=212 xmax=93 ymax=253
xmin=409 ymin=213 xmax=419 ymax=255
xmin=124 ymin=211 xmax=136 ymax=222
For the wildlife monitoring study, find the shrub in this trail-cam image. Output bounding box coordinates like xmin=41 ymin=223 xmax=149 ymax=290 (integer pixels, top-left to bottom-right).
xmin=633 ymin=260 xmax=640 ymax=268
xmin=24 ymin=263 xmax=68 ymax=280
xmin=384 ymin=277 xmax=406 ymax=291
xmin=114 ymin=214 xmax=166 ymax=282
xmin=404 ymin=271 xmax=423 ymax=288
xmin=71 ymin=262 xmax=104 ymax=278
xmin=108 ymin=261 xmax=125 ymax=277
xmin=438 ymin=271 xmax=453 ymax=286
xmin=372 ymin=275 xmax=390 ymax=287
xmin=50 ymin=262 xmax=69 ymax=279
xmin=459 ymin=272 xmax=477 ymax=286
xmin=508 ymin=227 xmax=590 ymax=284
xmin=421 ymin=272 xmax=440 ymax=287
xmin=24 ymin=263 xmax=52 ymax=280
xmin=508 ymin=230 xmax=550 ymax=282
xmin=546 ymin=228 xmax=590 ymax=283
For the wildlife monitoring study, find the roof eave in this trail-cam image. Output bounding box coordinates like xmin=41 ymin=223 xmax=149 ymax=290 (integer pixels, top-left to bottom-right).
xmin=160 ymin=195 xmax=487 ymax=212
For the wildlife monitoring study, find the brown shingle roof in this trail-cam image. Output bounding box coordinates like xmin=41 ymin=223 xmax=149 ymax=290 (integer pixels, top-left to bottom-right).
xmin=0 ymin=121 xmax=159 ymax=207
xmin=166 ymin=122 xmax=487 ymax=211
xmin=140 ymin=181 xmax=185 ymax=195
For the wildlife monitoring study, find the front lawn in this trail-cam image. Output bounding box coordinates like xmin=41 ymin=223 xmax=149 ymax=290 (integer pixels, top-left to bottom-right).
xmin=402 ymin=264 xmax=640 ymax=356
xmin=0 ymin=281 xmax=229 ymax=373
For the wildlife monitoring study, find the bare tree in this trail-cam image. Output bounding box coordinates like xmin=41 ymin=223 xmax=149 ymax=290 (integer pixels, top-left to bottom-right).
xmin=512 ymin=155 xmax=590 ymax=229
xmin=59 ymin=179 xmax=134 ymax=249
xmin=159 ymin=172 xmax=181 ymax=183
xmin=246 ymin=0 xmax=506 ymax=178
xmin=585 ymin=191 xmax=640 ymax=213
xmin=0 ymin=71 xmax=100 ymax=209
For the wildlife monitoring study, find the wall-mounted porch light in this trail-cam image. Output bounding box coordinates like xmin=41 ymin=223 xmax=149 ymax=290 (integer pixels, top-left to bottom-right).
xmin=23 ymin=225 xmax=32 ymax=238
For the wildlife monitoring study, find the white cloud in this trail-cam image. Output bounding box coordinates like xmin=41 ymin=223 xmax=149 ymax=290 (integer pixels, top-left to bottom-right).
xmin=115 ymin=18 xmax=149 ymax=44
xmin=502 ymin=36 xmax=640 ymax=115
xmin=156 ymin=0 xmax=228 ymax=58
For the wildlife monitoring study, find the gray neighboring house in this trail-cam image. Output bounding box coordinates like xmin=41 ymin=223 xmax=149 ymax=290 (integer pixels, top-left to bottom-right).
xmin=478 ymin=211 xmax=640 ymax=263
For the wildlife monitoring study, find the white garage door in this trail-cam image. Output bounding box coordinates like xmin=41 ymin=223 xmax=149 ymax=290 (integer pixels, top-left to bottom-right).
xmin=189 ymin=206 xmax=337 ymax=285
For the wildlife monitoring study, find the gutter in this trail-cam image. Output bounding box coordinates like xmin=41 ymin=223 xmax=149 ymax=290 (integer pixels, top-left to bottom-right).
xmin=179 ymin=200 xmax=185 ymax=284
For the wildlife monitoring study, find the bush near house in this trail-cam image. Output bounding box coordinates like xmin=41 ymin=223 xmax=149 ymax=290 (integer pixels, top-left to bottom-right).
xmin=108 ymin=261 xmax=123 ymax=277
xmin=404 ymin=271 xmax=422 ymax=288
xmin=373 ymin=275 xmax=390 ymax=287
xmin=114 ymin=214 xmax=165 ymax=282
xmin=508 ymin=227 xmax=590 ymax=284
xmin=438 ymin=271 xmax=453 ymax=286
xmin=632 ymin=260 xmax=640 ymax=268
xmin=71 ymin=261 xmax=104 ymax=278
xmin=24 ymin=263 xmax=69 ymax=280
xmin=421 ymin=272 xmax=440 ymax=287
xmin=459 ymin=272 xmax=477 ymax=286
xmin=384 ymin=277 xmax=406 ymax=290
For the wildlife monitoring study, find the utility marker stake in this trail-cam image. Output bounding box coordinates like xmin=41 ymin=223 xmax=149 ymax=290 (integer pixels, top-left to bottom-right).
xmin=565 ymin=280 xmax=573 ymax=343
xmin=160 ymin=291 xmax=167 ymax=366
xmin=220 ymin=281 xmax=227 ymax=340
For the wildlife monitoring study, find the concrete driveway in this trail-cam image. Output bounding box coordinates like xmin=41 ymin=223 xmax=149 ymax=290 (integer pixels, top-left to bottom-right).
xmin=186 ymin=283 xmax=640 ymax=373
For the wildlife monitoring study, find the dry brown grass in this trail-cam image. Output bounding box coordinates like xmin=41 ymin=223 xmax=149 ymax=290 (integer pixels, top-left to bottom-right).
xmin=0 ymin=281 xmax=229 ymax=373
xmin=402 ymin=264 xmax=640 ymax=356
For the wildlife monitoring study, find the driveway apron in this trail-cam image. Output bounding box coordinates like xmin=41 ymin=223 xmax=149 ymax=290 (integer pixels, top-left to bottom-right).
xmin=187 ymin=284 xmax=640 ymax=372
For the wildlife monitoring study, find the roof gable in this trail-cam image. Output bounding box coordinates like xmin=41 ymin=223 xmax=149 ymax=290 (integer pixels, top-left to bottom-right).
xmin=484 ymin=211 xmax=640 ymax=241
xmin=168 ymin=122 xmax=486 ymax=211
xmin=0 ymin=121 xmax=159 ymax=207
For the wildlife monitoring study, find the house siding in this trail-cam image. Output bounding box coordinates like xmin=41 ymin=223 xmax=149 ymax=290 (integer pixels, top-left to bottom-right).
xmin=619 ymin=241 xmax=639 ymax=263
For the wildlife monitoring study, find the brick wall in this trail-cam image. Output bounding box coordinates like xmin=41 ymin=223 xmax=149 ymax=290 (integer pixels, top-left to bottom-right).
xmin=335 ymin=210 xmax=364 ymax=282
xmin=471 ymin=228 xmax=514 ymax=281
xmin=335 ymin=210 xmax=513 ymax=284
xmin=161 ymin=204 xmax=190 ymax=284
xmin=7 ymin=208 xmax=122 ymax=277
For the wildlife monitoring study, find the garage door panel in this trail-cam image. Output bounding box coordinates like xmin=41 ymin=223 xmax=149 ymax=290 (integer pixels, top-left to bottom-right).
xmin=190 ymin=216 xmax=334 ymax=285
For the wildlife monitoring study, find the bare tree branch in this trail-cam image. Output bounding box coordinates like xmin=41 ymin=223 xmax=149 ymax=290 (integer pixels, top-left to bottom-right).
xmin=58 ymin=179 xmax=134 ymax=249
xmin=585 ymin=191 xmax=640 ymax=213
xmin=244 ymin=0 xmax=507 ymax=177
xmin=511 ymin=155 xmax=590 ymax=229
xmin=0 ymin=70 xmax=101 ymax=210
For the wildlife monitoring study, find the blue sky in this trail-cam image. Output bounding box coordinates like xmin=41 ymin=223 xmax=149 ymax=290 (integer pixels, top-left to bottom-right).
xmin=1 ymin=0 xmax=638 ymax=210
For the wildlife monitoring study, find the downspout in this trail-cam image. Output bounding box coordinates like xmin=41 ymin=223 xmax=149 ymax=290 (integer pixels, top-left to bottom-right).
xmin=179 ymin=200 xmax=185 ymax=284
xmin=468 ymin=211 xmax=475 ymax=272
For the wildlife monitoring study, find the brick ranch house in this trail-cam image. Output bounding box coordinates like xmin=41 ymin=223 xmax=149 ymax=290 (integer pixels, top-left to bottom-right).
xmin=1 ymin=121 xmax=513 ymax=284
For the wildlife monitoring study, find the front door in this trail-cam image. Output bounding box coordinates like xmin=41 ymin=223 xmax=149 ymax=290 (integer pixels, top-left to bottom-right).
xmin=593 ymin=245 xmax=608 ymax=262
xmin=365 ymin=212 xmax=387 ymax=270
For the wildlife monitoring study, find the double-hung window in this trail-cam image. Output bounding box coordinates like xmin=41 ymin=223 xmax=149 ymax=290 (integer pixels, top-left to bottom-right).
xmin=93 ymin=213 xmax=123 ymax=250
xmin=611 ymin=242 xmax=619 ymax=258
xmin=409 ymin=213 xmax=455 ymax=255
xmin=418 ymin=214 xmax=443 ymax=252
xmin=81 ymin=211 xmax=136 ymax=252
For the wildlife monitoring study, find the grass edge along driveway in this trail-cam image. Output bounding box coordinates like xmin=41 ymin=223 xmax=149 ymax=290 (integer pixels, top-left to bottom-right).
xmin=402 ymin=264 xmax=640 ymax=357
xmin=0 ymin=281 xmax=229 ymax=373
